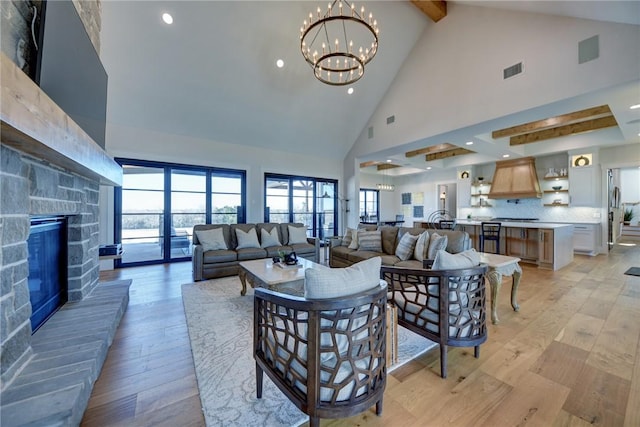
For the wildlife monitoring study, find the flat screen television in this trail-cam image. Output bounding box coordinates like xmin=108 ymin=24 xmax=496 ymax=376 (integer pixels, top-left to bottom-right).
xmin=34 ymin=0 xmax=108 ymax=149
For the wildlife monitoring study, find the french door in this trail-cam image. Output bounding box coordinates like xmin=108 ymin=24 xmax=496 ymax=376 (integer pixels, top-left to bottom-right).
xmin=115 ymin=159 xmax=246 ymax=266
xmin=264 ymin=174 xmax=338 ymax=239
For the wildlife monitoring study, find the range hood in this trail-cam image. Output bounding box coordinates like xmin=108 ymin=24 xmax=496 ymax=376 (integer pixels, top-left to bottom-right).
xmin=487 ymin=156 xmax=542 ymax=199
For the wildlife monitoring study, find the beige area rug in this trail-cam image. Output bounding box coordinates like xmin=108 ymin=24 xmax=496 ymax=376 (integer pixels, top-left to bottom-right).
xmin=182 ymin=277 xmax=436 ymax=427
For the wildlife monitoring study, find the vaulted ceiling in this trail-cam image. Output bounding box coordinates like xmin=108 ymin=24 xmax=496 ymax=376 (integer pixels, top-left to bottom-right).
xmin=100 ymin=1 xmax=640 ymax=176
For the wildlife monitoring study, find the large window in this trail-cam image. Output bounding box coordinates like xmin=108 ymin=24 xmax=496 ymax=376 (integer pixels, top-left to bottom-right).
xmin=265 ymin=174 xmax=338 ymax=239
xmin=359 ymin=189 xmax=379 ymax=223
xmin=116 ymin=159 xmax=245 ymax=266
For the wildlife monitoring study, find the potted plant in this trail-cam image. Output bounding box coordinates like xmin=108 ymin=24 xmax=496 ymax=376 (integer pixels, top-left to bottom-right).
xmin=623 ymin=208 xmax=635 ymax=225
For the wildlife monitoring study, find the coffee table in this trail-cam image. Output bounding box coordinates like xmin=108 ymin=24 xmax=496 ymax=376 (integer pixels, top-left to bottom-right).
xmin=478 ymin=252 xmax=522 ymax=324
xmin=239 ymin=257 xmax=320 ymax=296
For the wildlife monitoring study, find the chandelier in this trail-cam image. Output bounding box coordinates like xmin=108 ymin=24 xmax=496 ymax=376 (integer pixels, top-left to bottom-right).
xmin=300 ymin=1 xmax=379 ymax=86
xmin=377 ymin=183 xmax=395 ymax=191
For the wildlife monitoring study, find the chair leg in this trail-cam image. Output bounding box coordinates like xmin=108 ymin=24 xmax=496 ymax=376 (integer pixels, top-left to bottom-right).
xmin=480 ymin=238 xmax=484 ymax=253
xmin=376 ymin=397 xmax=384 ymax=416
xmin=309 ymin=416 xmax=320 ymax=427
xmin=474 ymin=345 xmax=480 ymax=358
xmin=440 ymin=344 xmax=448 ymax=378
xmin=256 ymin=363 xmax=263 ymax=398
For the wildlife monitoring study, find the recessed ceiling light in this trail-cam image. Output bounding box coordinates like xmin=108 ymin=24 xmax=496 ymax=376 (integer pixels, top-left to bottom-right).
xmin=162 ymin=13 xmax=173 ymax=24
xmin=630 ymin=104 xmax=640 ymax=109
xmin=426 ymin=167 xmax=432 ymax=170
xmin=276 ymin=59 xmax=284 ymax=68
xmin=386 ymin=159 xmax=392 ymax=163
xmin=347 ymin=87 xmax=354 ymax=95
xmin=502 ymin=154 xmax=510 ymax=158
xmin=465 ymin=141 xmax=473 ymax=145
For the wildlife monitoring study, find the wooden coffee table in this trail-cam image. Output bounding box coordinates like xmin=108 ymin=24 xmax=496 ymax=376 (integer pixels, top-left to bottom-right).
xmin=239 ymin=257 xmax=321 ymax=296
xmin=478 ymin=252 xmax=522 ymax=324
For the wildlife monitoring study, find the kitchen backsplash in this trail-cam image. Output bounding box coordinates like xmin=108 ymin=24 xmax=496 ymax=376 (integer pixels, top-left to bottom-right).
xmin=459 ymin=198 xmax=601 ymax=223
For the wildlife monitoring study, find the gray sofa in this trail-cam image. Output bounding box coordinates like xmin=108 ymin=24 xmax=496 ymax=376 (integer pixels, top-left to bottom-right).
xmin=192 ymin=222 xmax=319 ymax=281
xmin=329 ymin=224 xmax=470 ymax=269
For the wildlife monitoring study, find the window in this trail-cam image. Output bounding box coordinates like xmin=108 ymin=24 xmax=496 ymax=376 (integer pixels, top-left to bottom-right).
xmin=115 ymin=159 xmax=245 ymax=267
xmin=265 ymin=174 xmax=338 ymax=239
xmin=359 ymin=189 xmax=379 ymax=223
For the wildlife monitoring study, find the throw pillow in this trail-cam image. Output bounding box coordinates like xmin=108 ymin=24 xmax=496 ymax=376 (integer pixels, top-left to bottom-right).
xmin=260 ymin=227 xmax=281 ymax=248
xmin=341 ymin=228 xmax=355 ymax=247
xmin=357 ymin=230 xmax=382 ymax=252
xmin=348 ymin=228 xmax=359 ymax=249
xmin=287 ymin=225 xmax=308 ymax=244
xmin=413 ymin=231 xmax=429 ymax=261
xmin=305 ymin=257 xmax=382 ymax=299
xmin=195 ymin=227 xmax=227 ymax=251
xmin=235 ymin=228 xmax=261 ymax=249
xmin=431 ymin=248 xmax=480 ymax=270
xmin=426 ymin=232 xmax=448 ymax=260
xmin=395 ymin=232 xmax=419 ymax=261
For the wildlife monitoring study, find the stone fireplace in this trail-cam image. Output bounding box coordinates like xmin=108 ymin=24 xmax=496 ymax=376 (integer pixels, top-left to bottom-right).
xmin=0 ymin=52 xmax=122 ymax=392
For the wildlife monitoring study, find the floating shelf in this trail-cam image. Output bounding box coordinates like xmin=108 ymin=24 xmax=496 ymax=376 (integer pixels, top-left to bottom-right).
xmin=543 ymin=176 xmax=568 ymax=181
xmin=471 ymin=204 xmax=493 ymax=208
xmin=543 ymin=190 xmax=569 ymax=194
xmin=543 ymin=203 xmax=569 ymax=207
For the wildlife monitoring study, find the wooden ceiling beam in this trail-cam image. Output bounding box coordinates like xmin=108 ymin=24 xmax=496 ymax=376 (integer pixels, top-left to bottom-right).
xmin=510 ymin=115 xmax=618 ymax=146
xmin=377 ymin=164 xmax=401 ymax=171
xmin=359 ymin=160 xmax=380 ymax=168
xmin=405 ymin=143 xmax=457 ymax=158
xmin=410 ymin=1 xmax=447 ymax=22
xmin=492 ymin=104 xmax=612 ymax=139
xmin=426 ymin=147 xmax=474 ymax=161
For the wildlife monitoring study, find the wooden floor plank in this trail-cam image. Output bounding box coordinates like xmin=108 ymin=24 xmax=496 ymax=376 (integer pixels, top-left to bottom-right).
xmin=82 ymin=241 xmax=640 ymax=426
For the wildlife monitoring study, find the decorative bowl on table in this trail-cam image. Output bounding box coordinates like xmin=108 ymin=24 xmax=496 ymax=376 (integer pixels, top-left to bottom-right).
xmin=552 ymin=186 xmax=562 ymax=191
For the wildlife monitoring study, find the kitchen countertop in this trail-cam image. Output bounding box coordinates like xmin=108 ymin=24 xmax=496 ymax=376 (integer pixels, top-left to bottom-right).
xmin=456 ymin=219 xmax=573 ymax=229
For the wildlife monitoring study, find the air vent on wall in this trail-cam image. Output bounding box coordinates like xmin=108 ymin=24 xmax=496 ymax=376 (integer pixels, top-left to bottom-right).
xmin=503 ymin=62 xmax=523 ymax=79
xmin=368 ymin=126 xmax=374 ymax=139
xmin=579 ymin=35 xmax=599 ymax=64
xmin=387 ymin=115 xmax=395 ymax=125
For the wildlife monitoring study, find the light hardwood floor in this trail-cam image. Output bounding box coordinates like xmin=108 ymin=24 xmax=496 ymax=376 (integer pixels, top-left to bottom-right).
xmin=82 ymin=241 xmax=640 ymax=427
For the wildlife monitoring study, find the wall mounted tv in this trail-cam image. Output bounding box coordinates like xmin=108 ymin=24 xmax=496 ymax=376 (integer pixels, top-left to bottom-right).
xmin=34 ymin=0 xmax=108 ymax=149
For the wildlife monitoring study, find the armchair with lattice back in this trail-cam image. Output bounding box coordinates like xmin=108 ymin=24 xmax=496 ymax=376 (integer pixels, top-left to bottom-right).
xmin=253 ymin=258 xmax=388 ymax=427
xmin=381 ymin=260 xmax=488 ymax=378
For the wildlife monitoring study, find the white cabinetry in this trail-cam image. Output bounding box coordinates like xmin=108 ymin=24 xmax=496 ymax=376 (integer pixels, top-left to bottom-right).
xmin=457 ymin=177 xmax=471 ymax=208
xmin=569 ymin=153 xmax=600 ymax=207
xmin=573 ymin=224 xmax=599 ymax=256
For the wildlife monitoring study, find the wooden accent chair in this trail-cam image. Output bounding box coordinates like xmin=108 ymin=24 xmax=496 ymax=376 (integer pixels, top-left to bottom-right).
xmin=381 ymin=262 xmax=488 ymax=378
xmin=253 ymin=285 xmax=387 ymax=427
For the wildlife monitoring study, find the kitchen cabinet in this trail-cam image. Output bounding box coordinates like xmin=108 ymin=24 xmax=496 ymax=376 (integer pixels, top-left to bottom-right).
xmin=457 ymin=177 xmax=472 ymax=208
xmin=569 ymin=165 xmax=599 ymax=207
xmin=505 ymin=227 xmax=538 ymax=262
xmin=573 ymin=223 xmax=599 ymax=255
xmin=538 ymin=229 xmax=554 ymax=268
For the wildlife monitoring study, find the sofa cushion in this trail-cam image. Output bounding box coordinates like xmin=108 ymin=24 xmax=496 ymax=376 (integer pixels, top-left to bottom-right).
xmin=236 ymin=227 xmax=261 ymax=249
xmin=230 ymin=224 xmax=257 ymax=249
xmin=193 ymin=224 xmax=231 ymax=249
xmin=357 ymin=230 xmax=382 ymax=252
xmin=195 ymin=227 xmax=228 ymax=251
xmin=236 ymin=247 xmax=268 ymax=261
xmin=427 ymin=233 xmax=448 ymax=260
xmin=287 ymin=225 xmax=308 ymax=244
xmin=348 ymin=228 xmax=359 ymax=249
xmin=414 ymin=231 xmax=429 ymax=261
xmin=202 ymin=249 xmax=237 ymax=263
xmin=394 ymin=259 xmax=423 ymax=269
xmin=379 ymin=226 xmax=399 ymax=255
xmin=347 ymin=250 xmax=382 ymax=264
xmin=431 ymin=248 xmax=480 ymax=270
xmin=395 ymin=232 xmax=419 ymax=261
xmin=380 ymin=254 xmax=401 ymax=266
xmin=341 ymin=228 xmax=356 ymax=247
xmin=260 ymin=227 xmax=282 ymax=248
xmin=304 ymin=257 xmax=382 ymax=299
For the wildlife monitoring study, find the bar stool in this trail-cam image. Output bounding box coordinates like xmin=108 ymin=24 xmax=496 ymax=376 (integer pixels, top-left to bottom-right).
xmin=480 ymin=222 xmax=502 ymax=254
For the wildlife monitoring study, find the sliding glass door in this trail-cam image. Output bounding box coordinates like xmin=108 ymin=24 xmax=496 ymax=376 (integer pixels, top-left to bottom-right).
xmin=116 ymin=159 xmax=246 ymax=267
xmin=264 ymin=174 xmax=338 ymax=239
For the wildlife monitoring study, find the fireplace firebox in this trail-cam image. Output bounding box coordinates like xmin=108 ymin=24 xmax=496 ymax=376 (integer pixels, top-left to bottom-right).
xmin=28 ymin=217 xmax=68 ymax=333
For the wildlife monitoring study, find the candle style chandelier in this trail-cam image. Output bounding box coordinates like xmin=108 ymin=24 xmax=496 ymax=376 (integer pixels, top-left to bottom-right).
xmin=300 ymin=0 xmax=379 ymax=86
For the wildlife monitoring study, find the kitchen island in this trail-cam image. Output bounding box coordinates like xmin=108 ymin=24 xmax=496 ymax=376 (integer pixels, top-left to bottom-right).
xmin=454 ymin=220 xmax=574 ymax=271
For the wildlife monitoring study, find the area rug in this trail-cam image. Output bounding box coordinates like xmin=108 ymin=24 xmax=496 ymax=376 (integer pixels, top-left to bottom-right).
xmin=624 ymin=267 xmax=640 ymax=277
xmin=182 ymin=277 xmax=436 ymax=427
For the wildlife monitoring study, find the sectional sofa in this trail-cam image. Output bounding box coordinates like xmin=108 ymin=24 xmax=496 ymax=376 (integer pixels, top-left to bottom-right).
xmin=192 ymin=222 xmax=319 ymax=281
xmin=329 ymin=224 xmax=471 ymax=269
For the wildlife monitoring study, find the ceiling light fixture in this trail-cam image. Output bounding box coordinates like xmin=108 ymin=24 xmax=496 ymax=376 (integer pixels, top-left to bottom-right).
xmin=466 ymin=141 xmax=474 ymax=145
xmin=276 ymin=59 xmax=285 ymax=68
xmin=347 ymin=87 xmax=354 ymax=95
xmin=502 ymin=154 xmax=510 ymax=158
xmin=162 ymin=13 xmax=173 ymax=25
xmin=377 ymin=168 xmax=394 ymax=191
xmin=300 ymin=1 xmax=379 ymax=86
xmin=630 ymin=104 xmax=640 ymax=109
